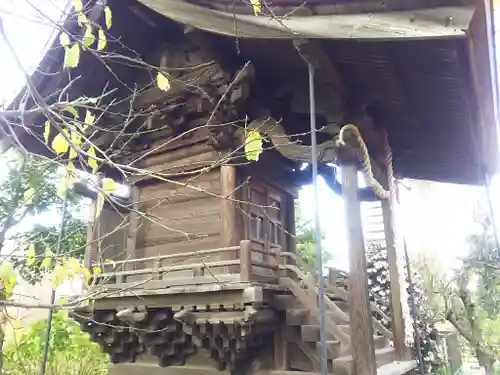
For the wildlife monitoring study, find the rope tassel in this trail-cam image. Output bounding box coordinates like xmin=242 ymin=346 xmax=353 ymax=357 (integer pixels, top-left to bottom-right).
xmin=336 ymin=124 xmax=391 ymax=199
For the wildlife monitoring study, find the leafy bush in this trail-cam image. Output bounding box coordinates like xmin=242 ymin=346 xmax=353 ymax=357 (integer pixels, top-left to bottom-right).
xmin=4 ymin=312 xmax=107 ymax=375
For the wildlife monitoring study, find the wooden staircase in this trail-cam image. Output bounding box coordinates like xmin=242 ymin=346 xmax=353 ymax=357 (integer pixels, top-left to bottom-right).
xmin=276 ymin=252 xmax=416 ymax=375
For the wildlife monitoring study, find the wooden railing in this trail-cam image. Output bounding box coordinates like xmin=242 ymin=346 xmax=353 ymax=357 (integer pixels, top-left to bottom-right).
xmin=92 ymin=240 xmax=280 ymax=287
xmin=278 ymin=251 xmax=393 ymax=341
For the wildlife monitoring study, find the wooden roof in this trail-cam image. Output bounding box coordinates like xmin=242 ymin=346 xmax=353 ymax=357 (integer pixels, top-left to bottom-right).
xmin=2 ymin=0 xmax=498 ymax=185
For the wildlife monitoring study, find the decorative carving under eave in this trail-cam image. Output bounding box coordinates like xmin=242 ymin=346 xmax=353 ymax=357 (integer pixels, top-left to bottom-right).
xmin=176 ymin=306 xmax=277 ymax=372
xmin=71 ymin=304 xmax=277 ymax=372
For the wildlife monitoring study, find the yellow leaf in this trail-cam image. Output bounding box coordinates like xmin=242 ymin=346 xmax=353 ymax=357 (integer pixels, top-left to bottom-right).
xmin=64 ymin=105 xmax=79 ymax=119
xmin=104 ymin=6 xmax=112 ymax=29
xmin=26 ymin=244 xmax=36 ymax=266
xmin=95 ymin=191 xmax=104 ymax=220
xmin=82 ymin=23 xmax=94 ymax=48
xmin=92 ymin=265 xmax=102 ymax=275
xmin=97 ymin=27 xmax=107 ymax=51
xmin=157 ymin=71 xmax=170 ymax=92
xmin=44 ymin=120 xmax=50 ymax=144
xmin=57 ymin=296 xmax=68 ymax=305
xmin=77 ymin=11 xmax=88 ymax=26
xmin=51 ymin=129 xmax=70 ymax=154
xmin=102 ymin=177 xmax=117 ymax=193
xmin=250 ymin=0 xmax=261 ymax=15
xmin=63 ymin=44 xmax=80 ymax=69
xmin=88 ymin=146 xmax=98 ymax=173
xmin=59 ymin=32 xmax=70 ymax=48
xmin=244 ymin=130 xmax=263 ymax=161
xmin=69 ymin=131 xmax=82 ymax=159
xmin=83 ymin=268 xmax=91 ymax=285
xmin=83 ymin=110 xmax=95 ymax=131
xmin=23 ymin=187 xmax=36 ymax=205
xmin=74 ymin=0 xmax=83 ymax=12
xmin=41 ymin=250 xmax=53 ymax=270
xmin=52 ymin=263 xmax=68 ymax=288
xmin=57 ymin=162 xmax=76 ymax=198
xmin=0 ymin=263 xmax=17 ymax=296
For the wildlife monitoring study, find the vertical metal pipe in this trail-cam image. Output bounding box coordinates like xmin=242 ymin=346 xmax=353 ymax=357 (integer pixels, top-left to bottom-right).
xmin=40 ymin=191 xmax=68 ymax=375
xmin=303 ymin=52 xmax=329 ymax=375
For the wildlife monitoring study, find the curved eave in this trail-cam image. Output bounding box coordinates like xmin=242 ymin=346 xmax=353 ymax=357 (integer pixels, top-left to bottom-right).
xmin=138 ymin=0 xmax=473 ymax=40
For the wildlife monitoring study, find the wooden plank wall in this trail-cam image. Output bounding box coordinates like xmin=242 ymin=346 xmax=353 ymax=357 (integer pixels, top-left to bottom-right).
xmin=136 ymin=167 xmax=223 ymax=279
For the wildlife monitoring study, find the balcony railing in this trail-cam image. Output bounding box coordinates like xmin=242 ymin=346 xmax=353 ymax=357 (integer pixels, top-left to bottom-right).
xmin=91 ymin=240 xmax=281 ymax=289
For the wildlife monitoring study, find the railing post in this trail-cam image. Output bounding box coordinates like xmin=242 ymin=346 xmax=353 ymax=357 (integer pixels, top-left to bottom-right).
xmin=240 ymin=240 xmax=252 ymax=282
xmin=342 ymin=163 xmax=377 ymax=375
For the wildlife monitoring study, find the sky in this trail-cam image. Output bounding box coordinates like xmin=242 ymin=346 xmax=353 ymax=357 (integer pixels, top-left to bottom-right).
xmin=0 ymin=0 xmax=499 ymax=276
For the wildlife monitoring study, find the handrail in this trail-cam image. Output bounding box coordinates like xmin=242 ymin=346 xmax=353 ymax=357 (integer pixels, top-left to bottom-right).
xmin=96 ymin=260 xmax=240 ymax=279
xmin=278 ymin=251 xmax=393 ymax=340
xmin=280 ymin=264 xmax=349 ymax=322
xmin=96 ymin=245 xmax=240 ymax=267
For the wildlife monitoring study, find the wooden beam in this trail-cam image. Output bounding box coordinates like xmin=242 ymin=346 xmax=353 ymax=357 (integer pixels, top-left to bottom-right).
xmin=381 ymin=197 xmax=410 ymax=360
xmin=137 ymin=1 xmax=473 ymax=40
xmin=342 ymin=162 xmax=377 ymax=375
xmin=221 ymin=164 xmax=241 ymax=247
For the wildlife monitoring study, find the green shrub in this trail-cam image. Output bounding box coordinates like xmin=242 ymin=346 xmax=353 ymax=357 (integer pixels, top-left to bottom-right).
xmin=4 ymin=311 xmax=107 ymax=375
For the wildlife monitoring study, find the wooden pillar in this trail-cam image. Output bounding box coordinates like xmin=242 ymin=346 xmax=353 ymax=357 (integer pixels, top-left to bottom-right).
xmin=126 ymin=186 xmax=140 ymax=271
xmin=221 ymin=164 xmax=242 ymax=274
xmin=342 ymin=163 xmax=377 ymax=375
xmin=221 ymin=164 xmax=241 ymax=246
xmin=382 ymin=182 xmax=410 ymax=360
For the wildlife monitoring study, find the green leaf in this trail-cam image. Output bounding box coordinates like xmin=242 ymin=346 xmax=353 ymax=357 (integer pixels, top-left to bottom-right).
xmin=26 ymin=244 xmax=36 ymax=266
xmin=0 ymin=263 xmax=17 ymax=296
xmin=244 ymin=130 xmax=263 ymax=161
xmin=97 ymin=27 xmax=107 ymax=51
xmin=88 ymin=145 xmax=98 ymax=173
xmin=51 ymin=129 xmax=70 ymax=154
xmin=250 ymin=0 xmax=261 ymax=15
xmin=104 ymin=6 xmax=112 ymax=29
xmin=63 ymin=44 xmax=80 ymax=69
xmin=23 ymin=187 xmax=36 ymax=205
xmin=82 ymin=23 xmax=95 ymax=48
xmin=44 ymin=120 xmax=51 ymax=144
xmin=59 ymin=32 xmax=70 ymax=48
xmin=157 ymin=71 xmax=170 ymax=92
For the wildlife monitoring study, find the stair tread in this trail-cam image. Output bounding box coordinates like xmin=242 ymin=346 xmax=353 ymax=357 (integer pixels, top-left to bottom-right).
xmin=377 ymin=361 xmax=418 ymax=375
xmin=333 ymin=347 xmax=395 ymax=363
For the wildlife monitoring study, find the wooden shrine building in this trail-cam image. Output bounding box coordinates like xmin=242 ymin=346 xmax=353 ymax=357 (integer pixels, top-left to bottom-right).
xmin=1 ymin=0 xmax=499 ymax=375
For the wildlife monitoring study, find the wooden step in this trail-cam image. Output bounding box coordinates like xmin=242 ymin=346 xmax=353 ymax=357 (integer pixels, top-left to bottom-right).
xmin=377 ymin=360 xmax=417 ymax=375
xmin=331 ymin=347 xmax=396 ymax=375
xmin=302 ymin=324 xmax=388 ymax=347
xmin=316 ymin=340 xmax=341 ymax=359
xmin=286 ymin=309 xmax=308 ymax=325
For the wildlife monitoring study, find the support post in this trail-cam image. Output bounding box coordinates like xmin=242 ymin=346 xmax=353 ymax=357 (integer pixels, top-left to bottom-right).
xmin=382 ymin=196 xmax=410 ymax=360
xmin=240 ymin=240 xmax=252 ymax=281
xmin=342 ymin=163 xmax=377 ymax=375
xmin=221 ymin=164 xmax=240 ymax=247
xmin=221 ymin=164 xmax=241 ymax=273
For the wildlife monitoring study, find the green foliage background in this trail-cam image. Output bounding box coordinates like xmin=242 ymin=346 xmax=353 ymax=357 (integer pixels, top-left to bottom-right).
xmin=3 ymin=312 xmax=107 ymax=375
